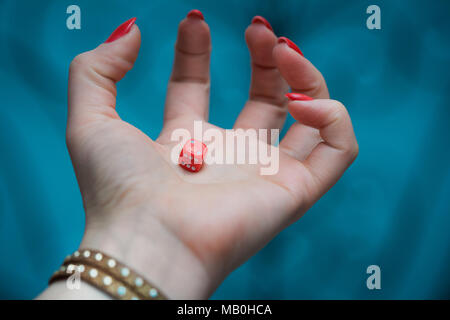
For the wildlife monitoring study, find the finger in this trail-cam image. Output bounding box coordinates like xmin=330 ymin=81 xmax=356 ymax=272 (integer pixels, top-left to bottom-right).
xmin=234 ymin=16 xmax=289 ymax=136
xmin=280 ymin=123 xmax=322 ymax=161
xmin=279 ymin=93 xmax=321 ymax=161
xmin=284 ymin=98 xmax=359 ymax=202
xmin=67 ymin=18 xmax=140 ymax=129
xmin=163 ymin=10 xmax=211 ymax=130
xmin=273 ymin=36 xmax=329 ymax=99
xmin=274 ymin=37 xmax=329 ymax=158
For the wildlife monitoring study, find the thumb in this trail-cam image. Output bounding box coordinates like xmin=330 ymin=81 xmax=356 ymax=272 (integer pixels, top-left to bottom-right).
xmin=67 ymin=17 xmax=140 ymax=127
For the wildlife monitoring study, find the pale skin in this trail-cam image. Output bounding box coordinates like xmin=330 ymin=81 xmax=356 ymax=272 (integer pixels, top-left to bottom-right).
xmin=38 ymin=15 xmax=358 ymax=300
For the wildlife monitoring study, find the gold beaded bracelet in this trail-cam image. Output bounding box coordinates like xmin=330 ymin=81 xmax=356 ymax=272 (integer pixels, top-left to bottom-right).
xmin=49 ymin=249 xmax=168 ymax=300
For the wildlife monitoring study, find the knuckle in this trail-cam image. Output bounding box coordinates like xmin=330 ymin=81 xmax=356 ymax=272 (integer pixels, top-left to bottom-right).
xmin=328 ymin=100 xmax=358 ymax=161
xmin=306 ymin=79 xmax=325 ymax=96
xmin=70 ymin=53 xmax=85 ymax=67
xmin=69 ymin=51 xmax=93 ymax=72
xmin=338 ymin=137 xmax=358 ymax=164
xmin=293 ymin=79 xmax=324 ymax=98
xmin=326 ymin=100 xmax=349 ymax=126
xmin=330 ymin=100 xmax=348 ymax=118
xmin=348 ymin=140 xmax=359 ymax=162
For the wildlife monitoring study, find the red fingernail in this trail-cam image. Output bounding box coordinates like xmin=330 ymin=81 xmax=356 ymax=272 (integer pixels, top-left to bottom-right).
xmin=286 ymin=93 xmax=314 ymax=101
xmin=105 ymin=17 xmax=136 ymax=43
xmin=278 ymin=37 xmax=304 ymax=56
xmin=251 ymin=16 xmax=273 ymax=32
xmin=187 ymin=9 xmax=204 ymax=20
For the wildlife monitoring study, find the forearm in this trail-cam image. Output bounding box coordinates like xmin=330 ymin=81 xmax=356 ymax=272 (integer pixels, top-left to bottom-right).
xmin=37 ymin=208 xmax=214 ymax=300
xmin=37 ymin=279 xmax=111 ymax=300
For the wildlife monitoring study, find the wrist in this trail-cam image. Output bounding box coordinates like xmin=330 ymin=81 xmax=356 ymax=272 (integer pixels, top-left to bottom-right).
xmin=79 ymin=207 xmax=214 ymax=299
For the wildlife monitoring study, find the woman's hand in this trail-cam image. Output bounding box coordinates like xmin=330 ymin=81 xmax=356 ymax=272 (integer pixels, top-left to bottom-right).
xmin=59 ymin=12 xmax=357 ymax=299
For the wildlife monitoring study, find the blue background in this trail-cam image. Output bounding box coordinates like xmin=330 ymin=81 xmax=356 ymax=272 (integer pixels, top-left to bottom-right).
xmin=0 ymin=0 xmax=449 ymax=299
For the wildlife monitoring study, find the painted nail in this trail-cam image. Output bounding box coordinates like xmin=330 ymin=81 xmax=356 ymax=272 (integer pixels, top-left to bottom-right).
xmin=286 ymin=93 xmax=314 ymax=101
xmin=105 ymin=17 xmax=136 ymax=43
xmin=187 ymin=9 xmax=204 ymax=20
xmin=251 ymin=16 xmax=273 ymax=32
xmin=278 ymin=37 xmax=304 ymax=56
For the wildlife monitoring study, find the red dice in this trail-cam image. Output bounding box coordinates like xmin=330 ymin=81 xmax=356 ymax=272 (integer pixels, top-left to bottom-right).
xmin=179 ymin=139 xmax=207 ymax=172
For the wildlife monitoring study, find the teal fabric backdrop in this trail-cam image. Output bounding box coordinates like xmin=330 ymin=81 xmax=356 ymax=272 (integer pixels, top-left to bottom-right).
xmin=0 ymin=0 xmax=449 ymax=299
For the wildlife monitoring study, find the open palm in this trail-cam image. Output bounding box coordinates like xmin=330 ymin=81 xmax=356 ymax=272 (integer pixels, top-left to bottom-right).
xmin=67 ymin=14 xmax=358 ymax=299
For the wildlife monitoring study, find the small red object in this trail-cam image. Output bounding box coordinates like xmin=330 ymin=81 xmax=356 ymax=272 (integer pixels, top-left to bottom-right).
xmin=187 ymin=9 xmax=204 ymax=20
xmin=285 ymin=92 xmax=314 ymax=101
xmin=251 ymin=16 xmax=273 ymax=32
xmin=179 ymin=139 xmax=207 ymax=172
xmin=277 ymin=36 xmax=304 ymax=57
xmin=105 ymin=17 xmax=136 ymax=43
